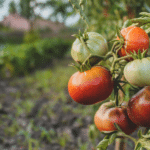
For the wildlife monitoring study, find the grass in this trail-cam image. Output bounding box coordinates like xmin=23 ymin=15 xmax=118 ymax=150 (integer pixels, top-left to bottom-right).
xmin=14 ymin=58 xmax=76 ymax=93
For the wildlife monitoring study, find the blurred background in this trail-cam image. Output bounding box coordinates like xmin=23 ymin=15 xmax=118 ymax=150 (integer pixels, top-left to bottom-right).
xmin=0 ymin=0 xmax=150 ymax=150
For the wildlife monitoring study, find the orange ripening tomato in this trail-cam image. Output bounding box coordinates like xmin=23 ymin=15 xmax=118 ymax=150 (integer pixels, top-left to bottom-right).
xmin=94 ymin=102 xmax=138 ymax=135
xmin=68 ymin=66 xmax=114 ymax=105
xmin=117 ymin=26 xmax=149 ymax=58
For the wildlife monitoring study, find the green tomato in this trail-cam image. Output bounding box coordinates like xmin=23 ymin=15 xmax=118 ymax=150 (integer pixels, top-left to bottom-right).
xmin=71 ymin=32 xmax=108 ymax=65
xmin=124 ymin=57 xmax=150 ymax=87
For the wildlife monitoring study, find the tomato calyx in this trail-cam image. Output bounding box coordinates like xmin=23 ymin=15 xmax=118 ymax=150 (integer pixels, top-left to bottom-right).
xmin=111 ymin=27 xmax=125 ymax=54
xmin=72 ymin=29 xmax=89 ymax=42
xmin=69 ymin=60 xmax=91 ymax=72
xmin=129 ymin=49 xmax=148 ymax=60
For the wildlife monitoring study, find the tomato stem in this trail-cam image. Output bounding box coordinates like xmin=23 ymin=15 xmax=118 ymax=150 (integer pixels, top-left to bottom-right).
xmin=115 ymin=87 xmax=119 ymax=106
xmin=110 ymin=55 xmax=132 ymax=75
xmin=68 ymin=0 xmax=90 ymax=28
xmin=110 ymin=41 xmax=120 ymax=52
xmin=115 ymin=55 xmax=132 ymax=62
xmin=117 ymin=132 xmax=137 ymax=143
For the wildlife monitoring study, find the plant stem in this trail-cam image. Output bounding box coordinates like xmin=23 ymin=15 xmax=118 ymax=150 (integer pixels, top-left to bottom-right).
xmin=117 ymin=132 xmax=137 ymax=143
xmin=115 ymin=55 xmax=132 ymax=62
xmin=110 ymin=41 xmax=120 ymax=52
xmin=115 ymin=87 xmax=119 ymax=106
xmin=115 ymin=137 xmax=126 ymax=150
xmin=68 ymin=0 xmax=90 ymax=28
xmin=110 ymin=54 xmax=132 ymax=74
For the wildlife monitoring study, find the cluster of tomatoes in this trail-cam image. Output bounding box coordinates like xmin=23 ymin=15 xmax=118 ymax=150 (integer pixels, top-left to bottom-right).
xmin=68 ymin=25 xmax=150 ymax=136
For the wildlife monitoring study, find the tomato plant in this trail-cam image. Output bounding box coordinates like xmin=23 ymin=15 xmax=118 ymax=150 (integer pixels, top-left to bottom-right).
xmin=117 ymin=26 xmax=149 ymax=58
xmin=127 ymin=86 xmax=150 ymax=127
xmin=68 ymin=1 xmax=150 ymax=149
xmin=124 ymin=57 xmax=150 ymax=87
xmin=68 ymin=66 xmax=114 ymax=105
xmin=94 ymin=101 xmax=138 ymax=135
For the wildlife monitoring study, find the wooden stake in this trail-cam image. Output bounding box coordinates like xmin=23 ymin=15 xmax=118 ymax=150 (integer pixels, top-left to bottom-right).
xmin=115 ymin=137 xmax=126 ymax=150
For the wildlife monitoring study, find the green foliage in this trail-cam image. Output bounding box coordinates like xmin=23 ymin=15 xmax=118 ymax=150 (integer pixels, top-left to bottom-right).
xmin=19 ymin=0 xmax=34 ymax=19
xmin=0 ymin=31 xmax=24 ymax=44
xmin=0 ymin=38 xmax=72 ymax=77
xmin=9 ymin=1 xmax=17 ymax=14
xmin=38 ymin=0 xmax=73 ymax=22
xmin=23 ymin=31 xmax=40 ymax=44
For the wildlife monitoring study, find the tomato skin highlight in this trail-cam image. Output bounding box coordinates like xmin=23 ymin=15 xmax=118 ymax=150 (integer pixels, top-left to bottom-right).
xmin=127 ymin=86 xmax=150 ymax=127
xmin=117 ymin=26 xmax=149 ymax=58
xmin=94 ymin=102 xmax=138 ymax=135
xmin=68 ymin=66 xmax=114 ymax=105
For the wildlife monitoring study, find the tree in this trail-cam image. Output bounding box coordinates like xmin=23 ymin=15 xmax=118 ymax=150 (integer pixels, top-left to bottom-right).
xmin=9 ymin=1 xmax=17 ymax=14
xmin=37 ymin=0 xmax=74 ymax=22
xmin=19 ymin=0 xmax=34 ymax=19
xmin=0 ymin=0 xmax=4 ymax=8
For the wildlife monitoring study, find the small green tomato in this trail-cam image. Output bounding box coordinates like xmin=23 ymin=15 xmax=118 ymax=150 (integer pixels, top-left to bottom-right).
xmin=71 ymin=32 xmax=108 ymax=65
xmin=124 ymin=57 xmax=150 ymax=87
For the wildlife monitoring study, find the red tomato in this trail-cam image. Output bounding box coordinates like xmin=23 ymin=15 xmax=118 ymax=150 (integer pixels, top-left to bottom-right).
xmin=117 ymin=26 xmax=149 ymax=58
xmin=127 ymin=86 xmax=150 ymax=127
xmin=68 ymin=66 xmax=114 ymax=105
xmin=94 ymin=102 xmax=138 ymax=135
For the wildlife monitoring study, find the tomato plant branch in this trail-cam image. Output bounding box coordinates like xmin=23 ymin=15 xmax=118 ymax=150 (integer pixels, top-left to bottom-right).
xmin=110 ymin=55 xmax=132 ymax=74
xmin=68 ymin=0 xmax=90 ymax=28
xmin=114 ymin=87 xmax=119 ymax=106
xmin=117 ymin=132 xmax=137 ymax=143
xmin=104 ymin=51 xmax=113 ymax=61
xmin=110 ymin=41 xmax=120 ymax=52
xmin=79 ymin=0 xmax=85 ymax=10
xmin=115 ymin=55 xmax=132 ymax=62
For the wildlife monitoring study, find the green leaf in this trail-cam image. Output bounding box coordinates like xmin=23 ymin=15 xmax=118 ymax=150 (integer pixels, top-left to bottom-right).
xmin=113 ymin=86 xmax=118 ymax=99
xmin=122 ymin=19 xmax=132 ymax=28
xmin=117 ymin=80 xmax=127 ymax=83
xmin=138 ymin=49 xmax=141 ymax=59
xmin=97 ymin=139 xmax=109 ymax=150
xmin=134 ymin=143 xmax=143 ymax=150
xmin=88 ymin=124 xmax=98 ymax=140
xmin=72 ymin=34 xmax=80 ymax=39
xmin=114 ymin=123 xmax=122 ymax=132
xmin=137 ymin=129 xmax=143 ymax=138
xmin=140 ymin=12 xmax=150 ymax=17
xmin=116 ymin=26 xmax=123 ymax=39
xmin=68 ymin=63 xmax=81 ymax=72
xmin=109 ymin=39 xmax=120 ymax=43
xmin=141 ymin=134 xmax=150 ymax=139
xmin=138 ymin=139 xmax=150 ymax=150
xmin=117 ymin=83 xmax=125 ymax=95
xmin=104 ymin=134 xmax=110 ymax=139
xmin=131 ymin=17 xmax=150 ymax=24
xmin=109 ymin=133 xmax=117 ymax=145
xmin=142 ymin=49 xmax=148 ymax=58
xmin=145 ymin=28 xmax=150 ymax=34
